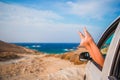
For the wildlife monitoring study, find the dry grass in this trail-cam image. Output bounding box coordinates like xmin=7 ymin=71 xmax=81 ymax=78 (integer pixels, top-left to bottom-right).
xmin=101 ymin=47 xmax=108 ymax=54
xmin=60 ymin=52 xmax=84 ymax=65
xmin=44 ymin=54 xmax=56 ymax=57
xmin=45 ymin=47 xmax=87 ymax=65
xmin=0 ymin=52 xmax=22 ymax=61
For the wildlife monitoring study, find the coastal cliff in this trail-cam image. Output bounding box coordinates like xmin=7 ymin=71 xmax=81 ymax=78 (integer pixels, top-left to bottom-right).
xmin=0 ymin=40 xmax=86 ymax=80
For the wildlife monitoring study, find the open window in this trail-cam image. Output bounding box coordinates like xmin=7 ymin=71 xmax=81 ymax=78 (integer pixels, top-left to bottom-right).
xmin=97 ymin=19 xmax=119 ymax=59
xmin=95 ymin=18 xmax=120 ymax=70
xmin=100 ymin=32 xmax=114 ymax=58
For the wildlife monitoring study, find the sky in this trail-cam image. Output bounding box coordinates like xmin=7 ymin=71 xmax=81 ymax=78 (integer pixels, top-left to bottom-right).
xmin=0 ymin=0 xmax=120 ymax=43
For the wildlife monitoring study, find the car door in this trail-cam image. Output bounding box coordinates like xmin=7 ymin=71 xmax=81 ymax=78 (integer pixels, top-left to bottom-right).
xmin=101 ymin=18 xmax=120 ymax=80
xmin=85 ymin=17 xmax=120 ymax=80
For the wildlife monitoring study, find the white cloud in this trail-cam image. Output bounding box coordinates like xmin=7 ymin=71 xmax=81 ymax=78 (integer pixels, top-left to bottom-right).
xmin=0 ymin=2 xmax=103 ymax=43
xmin=0 ymin=2 xmax=63 ymax=26
xmin=65 ymin=0 xmax=120 ymax=19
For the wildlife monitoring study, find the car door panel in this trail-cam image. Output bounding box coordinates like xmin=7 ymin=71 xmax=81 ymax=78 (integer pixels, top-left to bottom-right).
xmin=102 ymin=22 xmax=120 ymax=80
xmin=84 ymin=17 xmax=120 ymax=80
xmin=85 ymin=61 xmax=102 ymax=80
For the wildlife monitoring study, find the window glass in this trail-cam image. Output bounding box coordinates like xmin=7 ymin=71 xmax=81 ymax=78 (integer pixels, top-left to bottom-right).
xmin=100 ymin=33 xmax=114 ymax=58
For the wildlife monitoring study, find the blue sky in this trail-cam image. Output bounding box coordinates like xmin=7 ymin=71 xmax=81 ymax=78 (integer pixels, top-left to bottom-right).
xmin=0 ymin=0 xmax=120 ymax=43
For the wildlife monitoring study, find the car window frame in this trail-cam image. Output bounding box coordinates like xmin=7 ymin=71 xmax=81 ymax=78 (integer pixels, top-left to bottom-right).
xmin=97 ymin=23 xmax=118 ymax=48
xmin=91 ymin=18 xmax=120 ymax=71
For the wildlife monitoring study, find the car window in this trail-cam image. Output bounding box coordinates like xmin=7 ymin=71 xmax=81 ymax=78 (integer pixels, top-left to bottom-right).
xmin=100 ymin=33 xmax=114 ymax=58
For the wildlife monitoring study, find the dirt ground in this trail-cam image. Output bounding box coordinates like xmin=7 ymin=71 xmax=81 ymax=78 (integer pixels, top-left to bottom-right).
xmin=0 ymin=54 xmax=86 ymax=80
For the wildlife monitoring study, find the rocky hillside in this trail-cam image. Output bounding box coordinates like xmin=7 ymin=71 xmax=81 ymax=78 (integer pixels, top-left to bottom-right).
xmin=0 ymin=40 xmax=38 ymax=53
xmin=0 ymin=40 xmax=41 ymax=61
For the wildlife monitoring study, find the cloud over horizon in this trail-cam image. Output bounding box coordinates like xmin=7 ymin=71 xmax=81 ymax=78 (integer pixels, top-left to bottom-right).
xmin=0 ymin=0 xmax=119 ymax=43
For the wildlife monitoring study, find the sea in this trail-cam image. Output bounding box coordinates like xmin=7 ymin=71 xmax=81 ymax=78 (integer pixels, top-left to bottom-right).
xmin=13 ymin=43 xmax=79 ymax=54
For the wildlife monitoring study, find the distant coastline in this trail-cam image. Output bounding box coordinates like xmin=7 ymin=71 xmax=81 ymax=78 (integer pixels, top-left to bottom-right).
xmin=12 ymin=43 xmax=80 ymax=54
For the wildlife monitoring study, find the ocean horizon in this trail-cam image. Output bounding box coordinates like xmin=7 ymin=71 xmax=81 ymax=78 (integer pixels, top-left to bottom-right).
xmin=12 ymin=43 xmax=80 ymax=54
